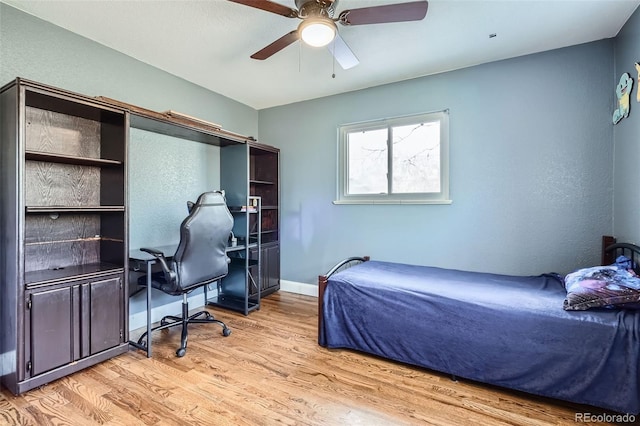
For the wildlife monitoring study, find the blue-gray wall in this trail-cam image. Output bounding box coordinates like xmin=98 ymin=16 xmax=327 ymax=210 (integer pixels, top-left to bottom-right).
xmin=613 ymin=6 xmax=640 ymax=243
xmin=0 ymin=4 xmax=257 ymax=137
xmin=259 ymin=41 xmax=615 ymax=283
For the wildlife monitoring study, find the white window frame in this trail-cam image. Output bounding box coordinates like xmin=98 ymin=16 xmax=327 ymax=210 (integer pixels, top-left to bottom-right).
xmin=335 ymin=110 xmax=451 ymax=205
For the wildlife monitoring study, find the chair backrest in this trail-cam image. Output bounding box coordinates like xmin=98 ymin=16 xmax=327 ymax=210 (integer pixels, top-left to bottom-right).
xmin=170 ymin=191 xmax=233 ymax=292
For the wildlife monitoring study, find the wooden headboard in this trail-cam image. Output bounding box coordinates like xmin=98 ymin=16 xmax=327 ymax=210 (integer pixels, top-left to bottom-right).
xmin=602 ymin=235 xmax=640 ymax=274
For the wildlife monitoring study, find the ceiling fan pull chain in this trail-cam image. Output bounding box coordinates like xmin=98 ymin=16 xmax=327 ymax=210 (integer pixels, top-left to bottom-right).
xmin=331 ymin=37 xmax=336 ymax=78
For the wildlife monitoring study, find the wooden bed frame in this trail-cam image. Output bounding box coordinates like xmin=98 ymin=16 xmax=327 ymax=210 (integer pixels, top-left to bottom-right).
xmin=602 ymin=235 xmax=640 ymax=272
xmin=317 ymin=256 xmax=369 ymax=343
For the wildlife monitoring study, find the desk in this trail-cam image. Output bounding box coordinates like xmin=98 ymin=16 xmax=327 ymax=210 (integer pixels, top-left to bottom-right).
xmin=128 ymin=243 xmax=248 ymax=357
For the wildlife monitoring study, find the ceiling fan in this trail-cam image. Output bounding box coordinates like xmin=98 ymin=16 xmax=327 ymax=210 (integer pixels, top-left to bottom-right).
xmin=228 ymin=0 xmax=429 ymax=69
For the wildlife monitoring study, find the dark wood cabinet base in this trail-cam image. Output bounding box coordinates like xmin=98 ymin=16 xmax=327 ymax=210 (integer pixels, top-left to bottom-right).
xmin=10 ymin=344 xmax=130 ymax=395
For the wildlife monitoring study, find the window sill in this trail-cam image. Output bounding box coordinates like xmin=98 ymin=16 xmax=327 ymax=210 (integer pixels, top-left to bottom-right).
xmin=333 ymin=199 xmax=453 ymax=205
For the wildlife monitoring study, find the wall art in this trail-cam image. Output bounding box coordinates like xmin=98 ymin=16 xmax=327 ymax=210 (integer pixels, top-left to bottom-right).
xmin=635 ymin=62 xmax=640 ymax=102
xmin=613 ymin=72 xmax=633 ymax=124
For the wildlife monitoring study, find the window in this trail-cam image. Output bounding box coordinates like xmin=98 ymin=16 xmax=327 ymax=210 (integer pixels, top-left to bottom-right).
xmin=335 ymin=110 xmax=450 ymax=204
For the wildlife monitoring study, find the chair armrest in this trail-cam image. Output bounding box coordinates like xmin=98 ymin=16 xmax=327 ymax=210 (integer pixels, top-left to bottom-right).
xmin=140 ymin=247 xmax=165 ymax=257
xmin=140 ymin=247 xmax=174 ymax=281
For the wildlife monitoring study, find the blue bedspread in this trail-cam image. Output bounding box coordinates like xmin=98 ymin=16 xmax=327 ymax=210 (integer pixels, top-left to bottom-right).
xmin=320 ymin=260 xmax=640 ymax=414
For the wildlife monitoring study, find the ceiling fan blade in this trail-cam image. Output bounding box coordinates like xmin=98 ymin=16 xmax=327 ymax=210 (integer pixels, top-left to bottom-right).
xmin=328 ymin=34 xmax=359 ymax=70
xmin=250 ymin=30 xmax=300 ymax=60
xmin=338 ymin=1 xmax=428 ymax=26
xmin=228 ymin=0 xmax=298 ymax=18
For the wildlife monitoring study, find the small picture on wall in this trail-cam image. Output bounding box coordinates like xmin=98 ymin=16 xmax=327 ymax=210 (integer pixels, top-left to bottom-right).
xmin=613 ymin=72 xmax=633 ymax=124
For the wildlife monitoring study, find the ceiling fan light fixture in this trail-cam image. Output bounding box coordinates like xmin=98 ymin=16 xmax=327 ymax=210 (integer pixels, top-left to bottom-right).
xmin=299 ymin=18 xmax=337 ymax=47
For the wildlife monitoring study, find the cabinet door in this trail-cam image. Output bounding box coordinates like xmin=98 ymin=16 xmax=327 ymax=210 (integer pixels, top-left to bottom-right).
xmin=85 ymin=276 xmax=123 ymax=355
xmin=263 ymin=243 xmax=280 ymax=291
xmin=248 ymin=247 xmax=260 ymax=297
xmin=249 ymin=243 xmax=280 ymax=295
xmin=28 ymin=287 xmax=74 ymax=376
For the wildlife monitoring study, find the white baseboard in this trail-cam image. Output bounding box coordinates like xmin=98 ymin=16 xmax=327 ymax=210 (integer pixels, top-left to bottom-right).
xmin=280 ymin=280 xmax=318 ymax=297
xmin=129 ymin=281 xmax=317 ymax=332
xmin=1 ymin=350 xmax=15 ymax=378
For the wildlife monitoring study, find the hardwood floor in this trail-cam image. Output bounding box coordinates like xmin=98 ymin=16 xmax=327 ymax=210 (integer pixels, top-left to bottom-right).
xmin=1 ymin=292 xmax=614 ymax=425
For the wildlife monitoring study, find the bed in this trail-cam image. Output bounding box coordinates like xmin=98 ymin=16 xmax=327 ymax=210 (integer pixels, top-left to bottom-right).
xmin=317 ymin=237 xmax=640 ymax=414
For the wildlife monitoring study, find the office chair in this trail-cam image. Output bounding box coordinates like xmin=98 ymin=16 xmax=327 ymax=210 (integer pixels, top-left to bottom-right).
xmin=137 ymin=191 xmax=233 ymax=357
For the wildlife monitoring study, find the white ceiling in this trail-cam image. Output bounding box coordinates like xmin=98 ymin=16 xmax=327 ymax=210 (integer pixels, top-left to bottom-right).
xmin=3 ymin=0 xmax=639 ymax=110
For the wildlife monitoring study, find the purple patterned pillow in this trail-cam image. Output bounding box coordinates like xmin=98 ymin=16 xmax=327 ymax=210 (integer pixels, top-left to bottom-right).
xmin=564 ymin=264 xmax=640 ymax=310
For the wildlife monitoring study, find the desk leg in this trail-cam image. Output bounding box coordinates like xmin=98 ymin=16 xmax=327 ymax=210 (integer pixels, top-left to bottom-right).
xmin=128 ymin=259 xmax=155 ymax=357
xmin=145 ymin=260 xmax=153 ymax=358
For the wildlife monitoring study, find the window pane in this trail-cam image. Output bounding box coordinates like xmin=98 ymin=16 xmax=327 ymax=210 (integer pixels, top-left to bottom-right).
xmin=392 ymin=122 xmax=440 ymax=193
xmin=347 ymin=129 xmax=388 ymax=195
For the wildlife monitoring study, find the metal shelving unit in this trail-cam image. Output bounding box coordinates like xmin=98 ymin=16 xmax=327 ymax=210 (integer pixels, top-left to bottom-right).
xmin=206 ymin=196 xmax=261 ymax=315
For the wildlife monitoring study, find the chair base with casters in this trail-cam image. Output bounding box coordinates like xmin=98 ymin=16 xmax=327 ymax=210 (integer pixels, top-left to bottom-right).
xmin=135 ymin=292 xmax=231 ymax=357
xmin=134 ymin=191 xmax=235 ymax=357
